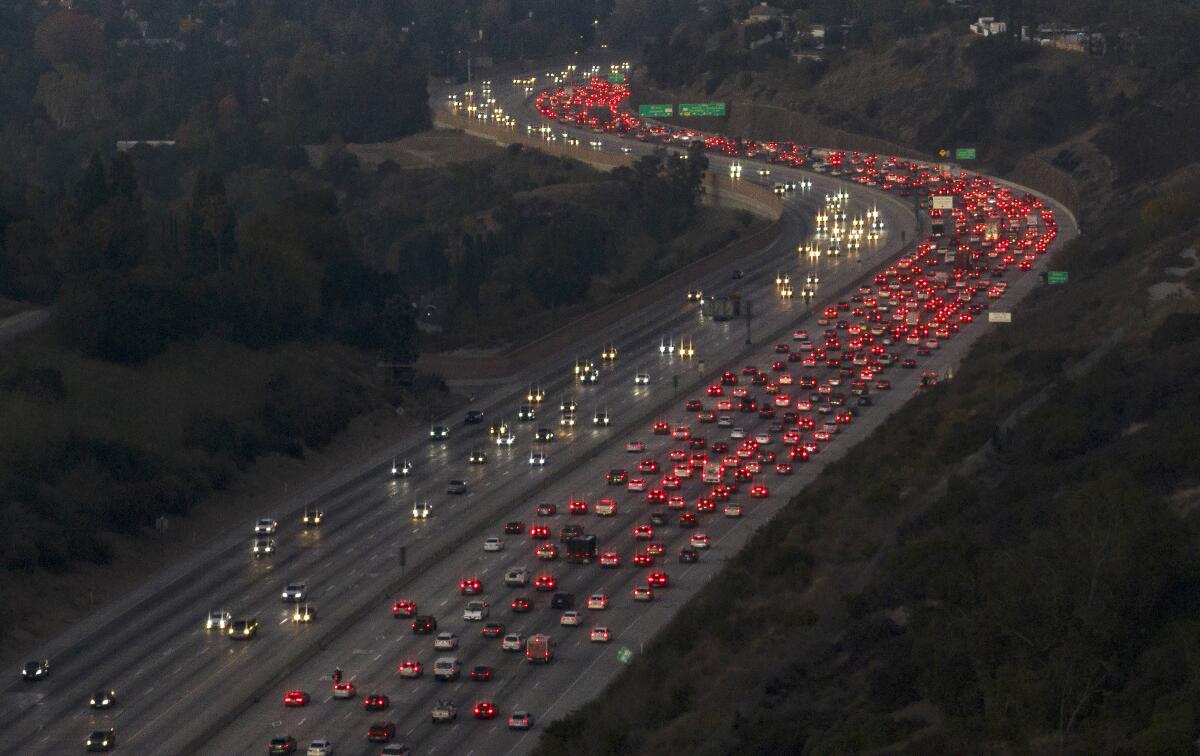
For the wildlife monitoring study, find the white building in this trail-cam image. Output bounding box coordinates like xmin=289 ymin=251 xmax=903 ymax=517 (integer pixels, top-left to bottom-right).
xmin=969 ymin=17 xmax=1008 ymax=36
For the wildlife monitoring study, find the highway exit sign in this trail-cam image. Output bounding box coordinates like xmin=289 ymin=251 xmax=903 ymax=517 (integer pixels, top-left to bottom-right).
xmin=679 ymin=102 xmax=726 ymax=117
xmin=988 ymin=311 xmax=1012 ymax=323
xmin=955 ymin=147 xmax=977 ymax=160
xmin=608 ymin=73 xmax=625 ymax=83
xmin=1047 ymin=271 xmax=1068 ymax=284
xmin=638 ymin=104 xmax=673 ymax=117
xmin=617 ymin=647 xmax=633 ymax=663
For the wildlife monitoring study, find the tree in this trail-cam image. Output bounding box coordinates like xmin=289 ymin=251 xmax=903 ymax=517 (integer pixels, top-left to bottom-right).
xmin=34 ymin=11 xmax=105 ymax=71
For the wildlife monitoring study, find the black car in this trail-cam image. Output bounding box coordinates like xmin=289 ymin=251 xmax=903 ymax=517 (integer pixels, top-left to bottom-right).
xmin=679 ymin=548 xmax=699 ymax=564
xmin=504 ymin=521 xmax=525 ymax=535
xmin=367 ymin=721 xmax=397 ymax=742
xmin=464 ymin=410 xmax=485 ymax=424
xmin=649 ymin=512 xmax=667 ymax=526
xmin=267 ymin=735 xmax=296 ymax=754
xmin=857 ymin=395 xmax=874 ymax=407
xmin=550 ymin=592 xmax=576 ymax=610
xmin=21 ymin=659 xmax=49 ymax=682
xmin=412 ymin=616 xmax=437 ymax=634
xmin=85 ymin=729 xmax=116 ymax=752
xmin=559 ymin=525 xmax=583 ymax=542
xmin=731 ymin=269 xmax=744 ymax=279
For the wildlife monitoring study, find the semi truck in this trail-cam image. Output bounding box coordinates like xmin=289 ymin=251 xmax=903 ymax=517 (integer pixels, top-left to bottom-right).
xmin=525 ymin=634 xmax=554 ymax=664
xmin=565 ymin=534 xmax=597 ymax=564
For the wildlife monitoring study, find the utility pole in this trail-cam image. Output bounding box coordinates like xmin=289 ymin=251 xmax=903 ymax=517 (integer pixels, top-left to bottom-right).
xmin=744 ymin=298 xmax=753 ymax=345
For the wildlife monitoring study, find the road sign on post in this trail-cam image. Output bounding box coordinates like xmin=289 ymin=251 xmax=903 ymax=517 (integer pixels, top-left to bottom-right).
xmin=617 ymin=647 xmax=633 ymax=664
xmin=988 ymin=311 xmax=1012 ymax=323
xmin=931 ymin=196 xmax=954 ymax=210
xmin=638 ymin=104 xmax=673 ymax=117
xmin=399 ymin=546 xmax=406 ymax=567
xmin=678 ymin=103 xmax=726 ymax=117
xmin=608 ymin=73 xmax=625 ymax=83
xmin=955 ymin=147 xmax=977 ymax=160
xmin=1047 ymin=271 xmax=1068 ymax=285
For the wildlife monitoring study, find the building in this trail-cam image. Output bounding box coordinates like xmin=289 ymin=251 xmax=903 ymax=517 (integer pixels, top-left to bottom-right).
xmin=969 ymin=16 xmax=1007 ymax=36
xmin=746 ymin=3 xmax=783 ymax=24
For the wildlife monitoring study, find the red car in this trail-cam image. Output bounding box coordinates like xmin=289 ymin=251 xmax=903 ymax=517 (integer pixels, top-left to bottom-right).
xmin=530 ymin=524 xmax=550 ymax=539
xmin=750 ymin=484 xmax=769 ymax=498
xmin=707 ymin=384 xmax=723 ymax=396
xmin=599 ymin=551 xmax=621 ymax=568
xmin=363 ymin=694 xmax=389 ymax=711
xmin=459 ymin=578 xmax=482 ymax=595
xmin=648 ymin=571 xmax=669 ymax=588
xmin=474 ymin=701 xmax=497 ymax=720
xmin=569 ymin=498 xmax=589 ymax=514
xmin=391 ymin=600 xmax=417 ymax=617
xmin=282 ymin=690 xmax=309 ymax=707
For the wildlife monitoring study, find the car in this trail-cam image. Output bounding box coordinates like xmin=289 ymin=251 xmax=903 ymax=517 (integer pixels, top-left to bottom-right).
xmin=228 ymin=619 xmax=258 ymax=639
xmin=292 ymin=603 xmax=316 ymax=623
xmin=529 ymin=451 xmax=548 ymax=466
xmin=390 ymin=458 xmax=413 ymax=477
xmin=534 ymin=574 xmax=558 ymax=592
xmin=501 ymin=633 xmax=526 ymax=651
xmin=632 ymin=586 xmax=654 ymax=601
xmin=648 ymin=571 xmax=669 ymax=588
xmin=306 ymin=740 xmax=334 ymax=756
xmin=252 ymin=537 xmax=275 ymax=557
xmin=412 ymin=615 xmax=437 ymax=634
xmin=465 ymin=409 xmax=485 ymax=424
xmin=535 ymin=428 xmax=556 ymax=442
xmin=902 ymin=358 xmax=917 ymax=369
xmin=431 ymin=700 xmax=458 ymax=723
xmin=529 ymin=524 xmax=551 ymax=539
xmin=379 ymin=746 xmax=410 ymax=756
xmin=590 ymin=626 xmax=611 ymax=643
xmin=559 ymin=524 xmax=583 ymax=541
xmin=367 ymin=722 xmax=396 ymax=743
xmin=518 ymin=405 xmax=536 ymax=421
xmin=301 ymin=508 xmax=323 ymax=527
xmin=504 ymin=520 xmax=526 ymax=535
xmin=638 ymin=458 xmax=659 ymax=473
xmin=89 ymin=689 xmax=117 ymax=709
xmin=392 ymin=599 xmax=417 ymax=618
xmin=679 ymin=548 xmax=699 ymax=563
xmin=690 ymin=533 xmax=711 ymax=549
xmin=730 ymin=427 xmax=745 ymax=439
xmin=446 ymin=479 xmax=468 ymax=494
xmin=560 ymin=610 xmax=582 ymax=626
xmin=652 ymin=421 xmax=670 ymax=435
xmin=468 ymin=448 xmax=488 ymax=464
xmin=686 ymin=399 xmax=704 ymax=412
xmin=606 ymin=469 xmax=628 ymax=485
xmin=750 ymin=484 xmax=769 ymax=498
xmin=266 ymin=736 xmax=296 ymax=754
xmin=599 ymin=551 xmax=621 ymax=568
xmin=433 ymin=632 xmax=458 ymax=650
xmin=634 ymin=371 xmax=650 ymax=385
xmin=775 ymin=462 xmax=793 ymax=475
xmin=511 ymin=597 xmax=533 ymax=613
xmin=463 ymin=601 xmax=489 ymax=621
xmin=536 ymin=543 xmax=558 ymax=560
xmin=593 ymin=411 xmax=611 ymax=426
xmin=628 ymin=478 xmax=647 ymax=492
xmin=483 ymin=537 xmax=504 ymax=552
xmin=430 ymin=424 xmax=450 ymax=440
xmin=85 ymin=729 xmax=118 ymax=753
xmin=679 ymin=512 xmax=698 ymax=527
xmin=205 ymin=610 xmax=232 ymax=631
xmin=594 ymin=498 xmax=617 ymax=516
xmin=282 ymin=582 xmax=307 ymax=602
xmin=568 ymin=499 xmax=589 ymax=515
xmin=585 ymin=592 xmax=610 ymax=610
xmin=535 ymin=502 xmax=557 ymax=516
xmin=481 ymin=622 xmax=506 ymax=638
xmin=632 ymin=552 xmax=654 ymax=567
xmin=364 ymin=694 xmax=390 ymax=711
xmin=459 ymin=577 xmax=482 ymax=595
xmin=508 ymin=709 xmax=534 ymax=730
xmin=254 ymin=517 xmax=278 ymax=535
xmin=504 ymin=567 xmax=529 ymax=586
xmin=474 ymin=701 xmax=497 ymax=720
xmin=496 ymin=431 xmax=517 ymax=445
xmin=470 ymin=665 xmax=494 ymax=681
xmin=331 ymin=681 xmax=356 ymax=699
xmin=433 ymin=657 xmax=460 ymax=681
xmin=411 ymin=501 xmax=433 ymax=519
xmin=398 ymin=659 xmax=423 ymax=678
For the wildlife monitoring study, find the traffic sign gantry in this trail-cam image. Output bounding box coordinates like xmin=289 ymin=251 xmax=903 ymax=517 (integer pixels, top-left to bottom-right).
xmin=1047 ymin=271 xmax=1068 ymax=285
xmin=638 ymin=104 xmax=673 ymax=117
xmin=678 ymin=103 xmax=726 ymax=117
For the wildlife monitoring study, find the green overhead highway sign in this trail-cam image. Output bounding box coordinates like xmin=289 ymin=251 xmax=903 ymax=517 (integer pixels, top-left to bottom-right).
xmin=955 ymin=147 xmax=977 ymax=160
xmin=638 ymin=104 xmax=673 ymax=117
xmin=679 ymin=102 xmax=727 ymax=117
xmin=1047 ymin=271 xmax=1068 ymax=284
xmin=617 ymin=647 xmax=634 ymax=664
xmin=608 ymin=73 xmax=625 ymax=83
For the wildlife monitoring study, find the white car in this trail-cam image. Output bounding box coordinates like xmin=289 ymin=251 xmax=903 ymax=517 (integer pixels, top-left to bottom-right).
xmin=495 ymin=433 xmax=516 ymax=446
xmin=723 ymin=504 xmax=744 ymax=518
xmin=281 ymin=582 xmax=307 ymax=602
xmin=590 ymin=626 xmax=611 ymax=643
xmin=586 ymin=593 xmax=609 ymax=610
xmin=625 ymin=441 xmax=645 ymax=453
xmin=205 ymin=610 xmax=231 ymax=631
xmin=504 ymin=567 xmax=529 ymax=587
xmin=463 ymin=601 xmax=489 ymax=621
xmin=559 ymin=611 xmax=581 ymax=626
xmin=730 ymin=427 xmax=746 ymax=439
xmin=754 ymin=432 xmax=771 ymax=445
xmin=307 ymin=740 xmax=334 ymax=756
xmin=634 ymin=372 xmax=650 ymax=385
xmin=690 ymin=533 xmax=710 ymax=549
xmin=254 ymin=518 xmax=277 ymax=535
xmin=484 ymin=537 xmax=504 ymax=552
xmin=501 ymin=633 xmax=525 ymax=652
xmin=594 ymin=500 xmax=616 ymax=516
xmin=529 ymin=451 xmax=547 ymax=466
xmin=717 ymin=416 xmax=733 ymax=428
xmin=433 ymin=632 xmax=458 ymax=650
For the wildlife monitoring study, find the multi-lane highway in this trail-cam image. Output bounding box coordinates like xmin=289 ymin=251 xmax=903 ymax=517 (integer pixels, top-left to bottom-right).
xmin=1 ymin=62 xmax=1073 ymax=756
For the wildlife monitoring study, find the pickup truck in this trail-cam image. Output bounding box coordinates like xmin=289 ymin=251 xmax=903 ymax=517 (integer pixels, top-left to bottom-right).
xmin=431 ymin=700 xmax=457 ymax=723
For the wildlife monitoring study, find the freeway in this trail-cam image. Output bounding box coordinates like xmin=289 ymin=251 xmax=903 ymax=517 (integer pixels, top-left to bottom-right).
xmin=0 ymin=73 xmax=919 ymax=756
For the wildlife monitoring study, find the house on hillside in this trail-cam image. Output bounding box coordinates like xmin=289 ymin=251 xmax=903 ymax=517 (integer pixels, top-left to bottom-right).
xmin=746 ymin=3 xmax=783 ymax=24
xmin=969 ymin=16 xmax=1007 ymax=36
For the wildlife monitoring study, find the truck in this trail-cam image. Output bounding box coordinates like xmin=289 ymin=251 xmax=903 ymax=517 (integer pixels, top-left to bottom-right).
xmin=702 ymin=293 xmax=742 ymax=322
xmin=565 ymin=534 xmax=597 ymax=564
xmin=525 ymin=634 xmax=555 ymax=664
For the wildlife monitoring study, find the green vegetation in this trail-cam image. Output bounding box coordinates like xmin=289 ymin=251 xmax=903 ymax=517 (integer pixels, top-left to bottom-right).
xmin=535 ymin=171 xmax=1200 ymax=752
